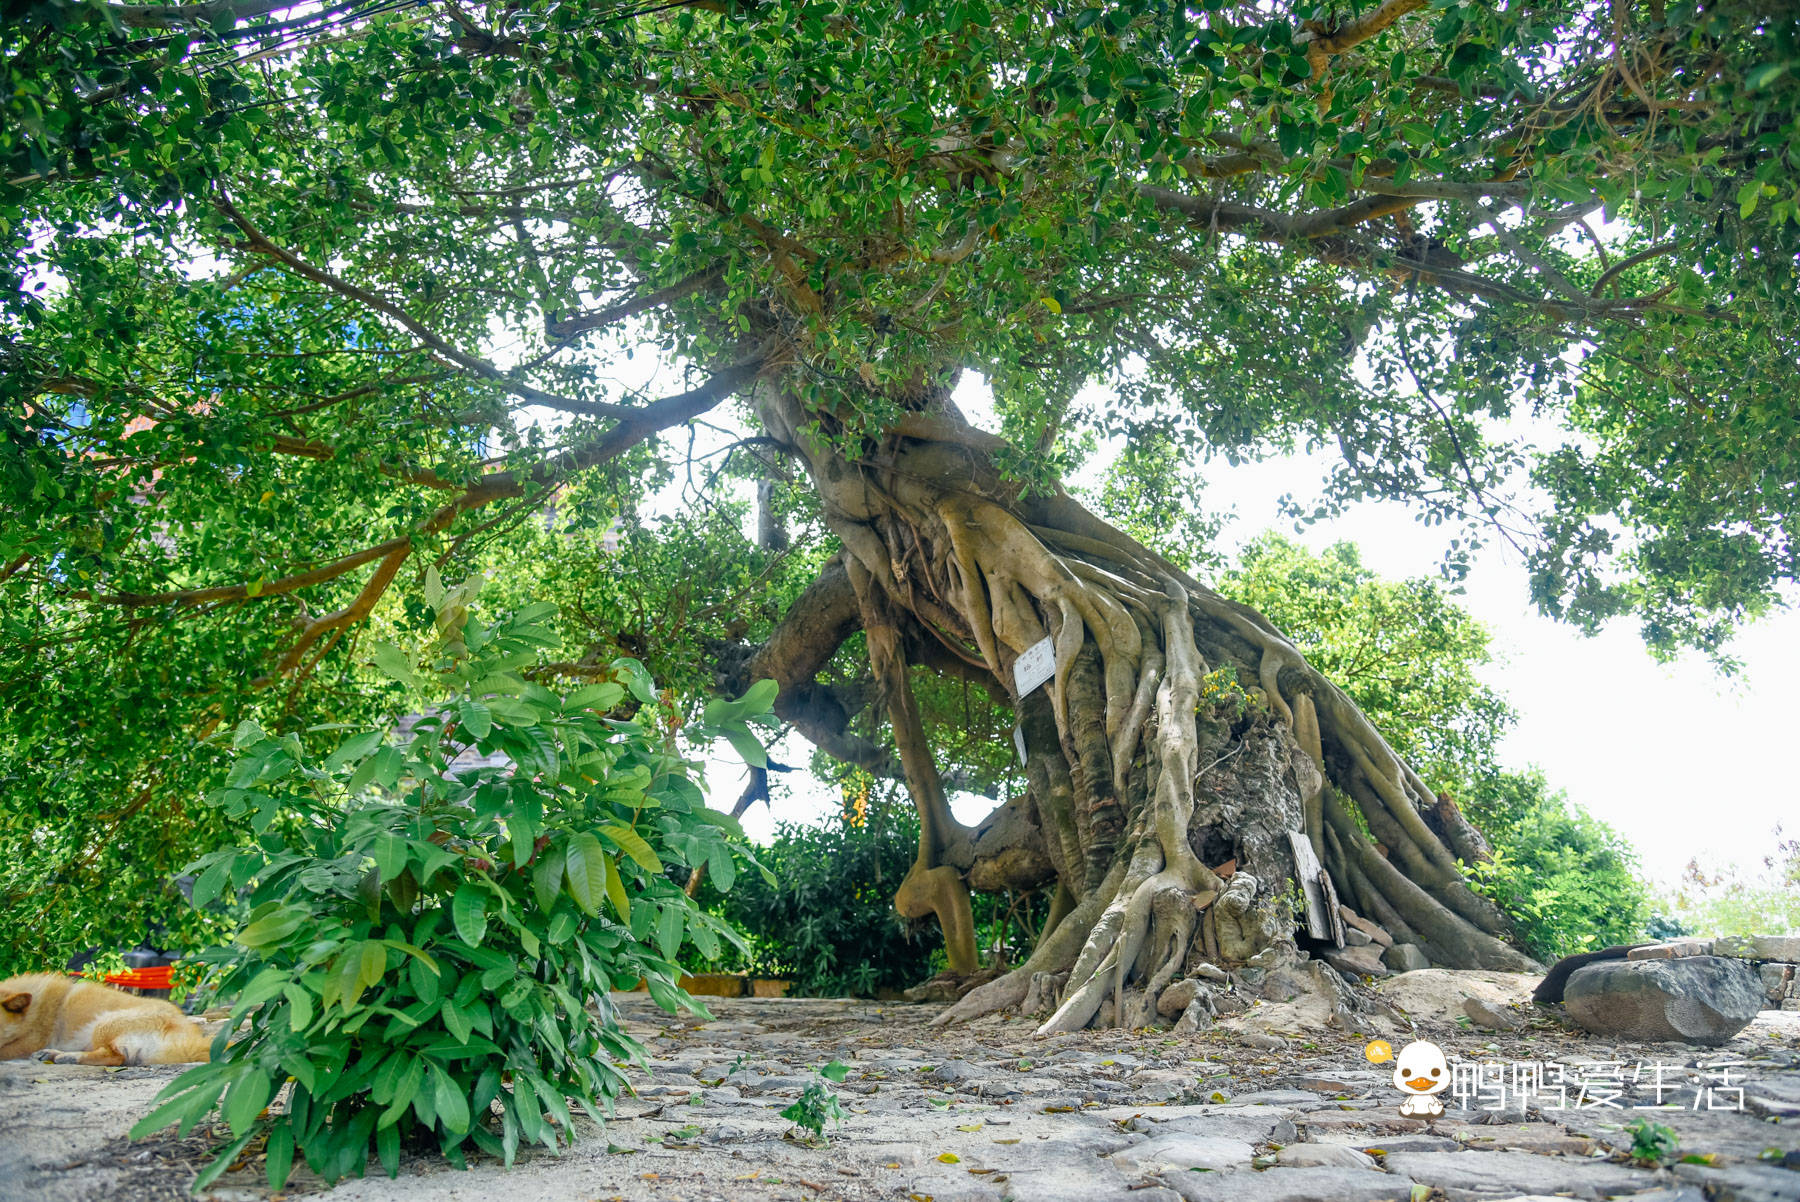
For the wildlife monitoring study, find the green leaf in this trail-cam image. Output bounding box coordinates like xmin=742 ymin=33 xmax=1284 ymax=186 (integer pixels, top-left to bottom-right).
xmin=599 ymin=822 xmax=662 ymax=874
xmin=453 ymin=882 xmax=488 ymax=947
xmin=507 ymin=811 xmax=538 ymax=869
xmin=265 ymin=1126 xmax=295 ymax=1190
xmin=336 ymin=950 xmax=366 ymax=1010
xmin=377 ymin=1121 xmax=401 ymax=1177
xmin=656 ymin=902 xmax=684 ymax=959
xmin=434 ymin=1066 xmax=471 ymax=1133
xmin=820 ymin=1060 xmax=850 ymax=1083
xmin=237 ymin=906 xmax=306 ymax=950
xmin=194 ymin=1128 xmax=257 ymax=1192
xmin=613 ymin=658 xmax=658 ymax=704
xmin=532 ymin=842 xmax=566 ymax=910
xmin=372 ymin=833 xmax=408 ymax=881
xmin=547 ymin=907 xmax=578 ymax=944
xmin=326 ymin=729 xmax=384 ymax=768
xmin=706 ymin=845 xmax=737 ymax=892
xmin=222 ymin=1068 xmax=273 ymax=1136
xmin=565 ymin=832 xmax=606 ymax=916
xmin=602 ymin=849 xmax=631 ymax=923
xmin=457 ymin=699 xmax=492 ymax=740
xmin=282 ymin=984 xmax=313 ymax=1032
xmin=701 ymin=677 xmax=778 ymax=725
xmin=1739 ymin=179 xmax=1761 ymax=219
xmin=564 ymin=681 xmax=625 ymax=711
xmin=358 ymin=939 xmax=388 ymax=991
xmin=191 ymin=855 xmax=233 ymax=910
xmin=723 ymin=725 xmax=768 ymax=768
xmin=441 ymin=998 xmax=473 ymax=1044
xmin=370 ymin=641 xmax=416 ymax=685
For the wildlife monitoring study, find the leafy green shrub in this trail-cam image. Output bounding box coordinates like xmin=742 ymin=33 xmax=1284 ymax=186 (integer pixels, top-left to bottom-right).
xmin=709 ymin=812 xmax=938 ymax=996
xmin=132 ymin=585 xmax=771 ymax=1189
xmin=1462 ymin=769 xmax=1650 ymax=961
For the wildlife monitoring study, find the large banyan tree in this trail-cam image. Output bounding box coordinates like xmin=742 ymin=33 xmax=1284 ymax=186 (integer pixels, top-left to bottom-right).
xmin=4 ymin=1 xmax=1797 ymax=1022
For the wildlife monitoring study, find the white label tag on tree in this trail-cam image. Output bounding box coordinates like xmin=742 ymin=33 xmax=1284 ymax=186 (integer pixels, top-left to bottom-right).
xmin=1013 ymin=724 xmax=1028 ymax=766
xmin=1013 ymin=636 xmax=1056 ymax=697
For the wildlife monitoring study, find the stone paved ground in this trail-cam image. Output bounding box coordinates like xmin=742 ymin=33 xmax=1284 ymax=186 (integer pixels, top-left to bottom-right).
xmin=3 ymin=976 xmax=1798 ymax=1202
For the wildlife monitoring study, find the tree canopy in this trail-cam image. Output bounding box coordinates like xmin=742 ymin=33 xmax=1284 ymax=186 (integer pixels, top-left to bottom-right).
xmin=3 ymin=0 xmax=1797 ymax=972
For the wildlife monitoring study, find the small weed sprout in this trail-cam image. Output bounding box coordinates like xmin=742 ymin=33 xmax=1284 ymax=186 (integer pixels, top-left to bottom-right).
xmin=1625 ymin=1117 xmax=1680 ymax=1166
xmin=781 ymin=1060 xmax=849 ymax=1143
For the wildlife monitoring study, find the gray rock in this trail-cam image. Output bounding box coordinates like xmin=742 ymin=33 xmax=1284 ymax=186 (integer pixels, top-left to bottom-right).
xmin=1339 ymin=906 xmax=1395 ymax=947
xmin=1192 ymin=962 xmax=1231 ymax=983
xmin=929 ymin=1060 xmax=981 ymax=1083
xmin=1150 ymin=1104 xmax=1300 ymax=1145
xmin=1159 ymin=978 xmax=1205 ymax=1017
xmin=1673 ymin=1160 xmax=1800 ymax=1202
xmin=1167 ymin=1166 xmax=1412 ymax=1202
xmin=1563 ymin=956 xmax=1763 ymax=1046
xmin=1751 ymin=935 xmax=1800 ymax=962
xmin=1451 ymin=1123 xmax=1595 ymax=1155
xmin=906 ymin=1179 xmax=1005 ymax=1202
xmin=1008 ymin=1179 xmax=1181 ymax=1202
xmin=1343 ymin=927 xmax=1373 ymax=947
xmin=1384 ymin=1150 xmax=1656 ymax=1196
xmin=1232 ymin=1089 xmax=1327 ymax=1107
xmin=1109 ymin=1133 xmax=1255 ymax=1174
xmin=1323 ymin=944 xmax=1390 ymax=978
xmin=1744 ymin=1073 xmax=1800 ymax=1117
xmin=1757 ymin=962 xmax=1794 ymax=1005
xmin=1627 ymin=939 xmax=1716 ymax=960
xmin=1382 ymin=943 xmax=1431 ymax=973
xmin=1276 ymin=1143 xmax=1378 ymax=1168
xmin=1333 ymin=1133 xmax=1462 ymax=1153
xmin=1462 ymin=996 xmax=1525 ymax=1031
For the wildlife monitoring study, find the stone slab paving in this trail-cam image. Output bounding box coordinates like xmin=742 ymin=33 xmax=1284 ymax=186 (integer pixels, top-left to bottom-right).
xmin=1 ymin=991 xmax=1797 ymax=1202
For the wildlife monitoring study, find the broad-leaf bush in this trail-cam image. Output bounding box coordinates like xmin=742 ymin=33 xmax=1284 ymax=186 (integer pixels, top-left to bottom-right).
xmin=1462 ymin=769 xmax=1651 ymax=961
xmin=708 ymin=812 xmax=938 ymax=997
xmin=132 ymin=584 xmax=773 ymax=1188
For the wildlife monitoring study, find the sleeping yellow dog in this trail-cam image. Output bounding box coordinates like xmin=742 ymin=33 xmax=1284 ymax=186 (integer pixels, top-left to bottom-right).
xmin=0 ymin=973 xmax=210 ymax=1066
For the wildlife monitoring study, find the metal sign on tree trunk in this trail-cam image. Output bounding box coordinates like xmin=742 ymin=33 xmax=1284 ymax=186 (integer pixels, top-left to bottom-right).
xmin=1013 ymin=636 xmax=1056 ymax=697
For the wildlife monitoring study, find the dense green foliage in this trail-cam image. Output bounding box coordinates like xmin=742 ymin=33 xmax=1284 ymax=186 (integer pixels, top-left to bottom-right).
xmin=1218 ymin=533 xmax=1512 ymax=784
xmin=1460 ymin=769 xmax=1651 ymax=959
xmin=710 ymin=811 xmax=941 ymax=996
xmin=130 ymin=589 xmax=771 ymax=1188
xmin=5 ymin=1 xmax=1798 ymax=975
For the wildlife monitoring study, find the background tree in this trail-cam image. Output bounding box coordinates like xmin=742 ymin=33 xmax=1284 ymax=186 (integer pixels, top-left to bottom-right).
xmin=3 ymin=1 xmax=1795 ymax=1025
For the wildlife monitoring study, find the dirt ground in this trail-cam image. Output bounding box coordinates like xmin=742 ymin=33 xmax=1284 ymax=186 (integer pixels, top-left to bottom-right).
xmin=2 ymin=971 xmax=1797 ymax=1202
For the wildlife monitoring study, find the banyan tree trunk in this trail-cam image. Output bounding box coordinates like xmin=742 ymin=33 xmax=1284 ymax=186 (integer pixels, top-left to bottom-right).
xmin=748 ymin=382 xmax=1536 ymax=1031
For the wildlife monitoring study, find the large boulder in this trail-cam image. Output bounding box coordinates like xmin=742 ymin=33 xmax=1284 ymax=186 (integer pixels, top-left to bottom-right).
xmin=1562 ymin=955 xmax=1763 ymax=1045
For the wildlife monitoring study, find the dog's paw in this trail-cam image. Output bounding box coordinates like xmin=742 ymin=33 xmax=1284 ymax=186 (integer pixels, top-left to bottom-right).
xmin=33 ymin=1049 xmax=82 ymax=1065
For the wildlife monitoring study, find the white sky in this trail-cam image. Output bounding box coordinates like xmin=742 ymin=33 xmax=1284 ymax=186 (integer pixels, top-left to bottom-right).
xmin=705 ymin=373 xmax=1798 ymax=894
